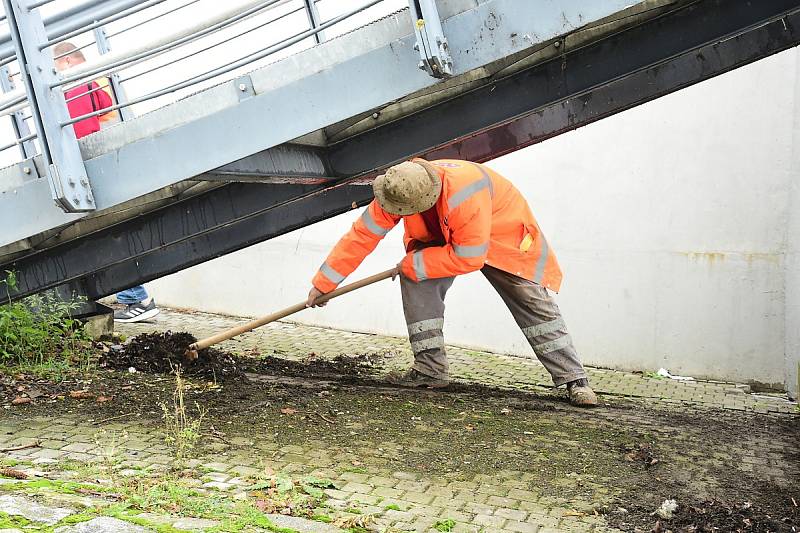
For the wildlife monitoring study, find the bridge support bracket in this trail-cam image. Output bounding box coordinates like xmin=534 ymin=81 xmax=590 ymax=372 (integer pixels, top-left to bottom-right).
xmin=408 ymin=0 xmax=453 ymax=78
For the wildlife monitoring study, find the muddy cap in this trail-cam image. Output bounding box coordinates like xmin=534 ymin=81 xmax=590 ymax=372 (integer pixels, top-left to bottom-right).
xmin=373 ymin=160 xmax=442 ymax=215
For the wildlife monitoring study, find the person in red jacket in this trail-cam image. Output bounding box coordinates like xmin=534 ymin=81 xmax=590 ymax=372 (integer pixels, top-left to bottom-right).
xmin=307 ymin=159 xmax=597 ymax=406
xmin=53 ymin=42 xmax=160 ymax=323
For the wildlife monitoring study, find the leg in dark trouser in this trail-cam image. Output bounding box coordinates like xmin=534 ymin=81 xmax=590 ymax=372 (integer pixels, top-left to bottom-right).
xmin=481 ymin=265 xmax=588 ymax=387
xmin=400 ymin=274 xmax=455 ymax=379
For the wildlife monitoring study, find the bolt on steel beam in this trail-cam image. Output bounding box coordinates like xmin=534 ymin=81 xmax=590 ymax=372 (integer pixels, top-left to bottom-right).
xmin=408 ymin=0 xmax=452 ymax=78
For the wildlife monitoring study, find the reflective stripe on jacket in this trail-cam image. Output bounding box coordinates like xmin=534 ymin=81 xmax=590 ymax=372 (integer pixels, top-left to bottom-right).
xmin=312 ymin=159 xmax=563 ymax=293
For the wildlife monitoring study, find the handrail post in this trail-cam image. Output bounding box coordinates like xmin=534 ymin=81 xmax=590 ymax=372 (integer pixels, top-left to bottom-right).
xmin=2 ymin=0 xmax=95 ymax=212
xmin=303 ymin=0 xmax=325 ymax=44
xmin=93 ymin=26 xmax=133 ymax=122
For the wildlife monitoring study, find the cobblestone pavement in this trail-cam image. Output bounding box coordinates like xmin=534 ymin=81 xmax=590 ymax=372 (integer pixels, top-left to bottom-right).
xmin=0 ymin=308 xmax=796 ymax=533
xmin=123 ymin=309 xmax=796 ymax=414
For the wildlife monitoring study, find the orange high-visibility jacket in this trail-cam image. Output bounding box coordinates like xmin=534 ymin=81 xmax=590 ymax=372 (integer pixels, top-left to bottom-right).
xmin=312 ymin=159 xmax=563 ymax=293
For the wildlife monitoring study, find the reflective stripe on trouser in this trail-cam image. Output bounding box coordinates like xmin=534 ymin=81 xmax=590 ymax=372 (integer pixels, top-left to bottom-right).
xmin=400 ymin=274 xmax=454 ymax=379
xmin=481 ymin=265 xmax=588 ymax=386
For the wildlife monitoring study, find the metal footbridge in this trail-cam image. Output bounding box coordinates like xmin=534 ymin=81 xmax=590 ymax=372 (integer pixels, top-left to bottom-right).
xmin=0 ymin=0 xmax=798 ymax=303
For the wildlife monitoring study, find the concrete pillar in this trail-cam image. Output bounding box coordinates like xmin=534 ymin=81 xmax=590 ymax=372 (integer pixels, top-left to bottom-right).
xmin=786 ymin=50 xmax=800 ymax=401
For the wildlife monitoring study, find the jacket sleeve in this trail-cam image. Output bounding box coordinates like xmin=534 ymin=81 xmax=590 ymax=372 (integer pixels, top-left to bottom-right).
xmin=93 ymin=81 xmax=114 ymax=111
xmin=312 ymin=200 xmax=401 ymax=292
xmin=400 ymin=188 xmax=491 ymax=281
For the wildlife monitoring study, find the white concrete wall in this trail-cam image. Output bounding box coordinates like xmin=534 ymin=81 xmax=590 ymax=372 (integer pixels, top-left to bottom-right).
xmin=148 ymin=48 xmax=800 ymax=388
xmin=786 ymin=50 xmax=800 ymax=400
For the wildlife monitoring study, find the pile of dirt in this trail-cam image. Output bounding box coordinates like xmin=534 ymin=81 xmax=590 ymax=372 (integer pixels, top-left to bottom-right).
xmin=99 ymin=331 xmax=243 ymax=380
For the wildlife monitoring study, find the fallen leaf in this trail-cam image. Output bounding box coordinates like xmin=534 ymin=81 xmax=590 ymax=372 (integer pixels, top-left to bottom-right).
xmin=26 ymin=389 xmax=44 ymax=400
xmin=0 ymin=468 xmax=28 ymax=479
xmin=280 ymin=407 xmax=297 ymax=415
xmin=11 ymin=397 xmax=31 ymax=405
xmin=69 ymin=390 xmax=94 ymax=400
xmin=465 ymin=425 xmax=475 ymax=431
xmin=500 ymin=408 xmax=512 ymax=415
xmin=96 ymin=396 xmax=113 ymax=403
xmin=351 ymin=460 xmax=362 ymax=466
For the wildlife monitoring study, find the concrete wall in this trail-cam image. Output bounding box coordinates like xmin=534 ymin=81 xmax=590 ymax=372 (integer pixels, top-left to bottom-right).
xmin=786 ymin=50 xmax=800 ymax=400
xmin=148 ymin=48 xmax=800 ymax=389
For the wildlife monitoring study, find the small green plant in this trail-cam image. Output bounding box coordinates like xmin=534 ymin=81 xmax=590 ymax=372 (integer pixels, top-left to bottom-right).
xmin=94 ymin=429 xmax=128 ymax=479
xmin=644 ymin=371 xmax=665 ymax=380
xmin=0 ymin=272 xmax=91 ymax=370
xmin=160 ymin=367 xmax=206 ymax=461
xmin=434 ymin=518 xmax=457 ymax=532
xmin=383 ymin=503 xmax=401 ymax=511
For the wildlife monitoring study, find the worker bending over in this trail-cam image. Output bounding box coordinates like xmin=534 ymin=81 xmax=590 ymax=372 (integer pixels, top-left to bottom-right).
xmin=307 ymin=159 xmax=597 ymax=407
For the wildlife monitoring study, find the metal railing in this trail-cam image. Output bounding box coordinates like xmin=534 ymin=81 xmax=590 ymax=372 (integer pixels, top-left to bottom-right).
xmin=0 ymin=0 xmax=403 ymax=158
xmin=0 ymin=0 xmax=451 ymax=213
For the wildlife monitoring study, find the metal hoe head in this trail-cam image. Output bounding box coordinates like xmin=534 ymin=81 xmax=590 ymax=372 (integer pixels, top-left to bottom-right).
xmin=184 ymin=344 xmax=199 ymax=362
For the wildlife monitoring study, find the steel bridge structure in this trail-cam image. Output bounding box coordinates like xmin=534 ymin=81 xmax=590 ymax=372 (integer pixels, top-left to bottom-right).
xmin=0 ymin=0 xmax=798 ymax=381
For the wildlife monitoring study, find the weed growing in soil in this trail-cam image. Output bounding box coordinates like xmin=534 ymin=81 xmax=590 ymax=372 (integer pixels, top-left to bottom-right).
xmin=160 ymin=367 xmax=206 ymax=461
xmin=0 ymin=272 xmax=91 ymax=370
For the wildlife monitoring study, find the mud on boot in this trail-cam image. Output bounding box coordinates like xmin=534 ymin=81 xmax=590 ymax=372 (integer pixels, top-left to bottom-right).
xmin=385 ymin=368 xmax=450 ymax=389
xmin=567 ymin=378 xmax=598 ymax=407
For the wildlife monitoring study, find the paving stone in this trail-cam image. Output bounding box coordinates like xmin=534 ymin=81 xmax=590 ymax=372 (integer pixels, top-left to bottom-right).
xmin=201 ymin=462 xmax=231 ymax=472
xmin=171 ymin=517 xmax=221 ymax=531
xmin=265 ymin=514 xmax=344 ymax=532
xmin=54 ymin=517 xmax=152 ymax=532
xmin=0 ymin=495 xmax=74 ymax=525
xmin=202 ymin=481 xmax=233 ymax=491
xmin=495 ymin=507 xmax=528 ymax=521
xmin=229 ymin=465 xmax=261 ymax=477
xmin=473 ymin=513 xmax=507 ymax=528
xmin=505 ymin=521 xmax=541 ymax=533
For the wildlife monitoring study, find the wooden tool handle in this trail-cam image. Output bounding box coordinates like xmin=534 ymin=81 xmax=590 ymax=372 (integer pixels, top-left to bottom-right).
xmin=188 ymin=268 xmax=396 ymax=351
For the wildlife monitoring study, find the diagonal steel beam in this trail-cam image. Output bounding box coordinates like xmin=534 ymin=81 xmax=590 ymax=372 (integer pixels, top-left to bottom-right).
xmin=328 ymin=0 xmax=800 ymax=173
xmin=76 ymin=182 xmax=372 ymax=301
xmin=0 ymin=179 xmax=372 ymax=302
xmin=204 ymin=144 xmax=332 ymax=183
xmin=0 ymin=143 xmax=339 ymax=301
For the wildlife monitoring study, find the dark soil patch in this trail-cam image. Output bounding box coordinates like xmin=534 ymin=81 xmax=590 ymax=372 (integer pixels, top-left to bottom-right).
xmin=621 ymin=442 xmax=659 ymax=467
xmin=98 ymin=331 xmax=242 ymax=380
xmin=605 ymin=410 xmax=800 ymax=533
xmin=240 ymin=352 xmax=381 ymax=379
xmin=616 ymin=498 xmax=797 ymax=532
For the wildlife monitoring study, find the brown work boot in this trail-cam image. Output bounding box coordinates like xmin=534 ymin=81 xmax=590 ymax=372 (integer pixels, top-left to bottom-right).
xmin=386 ymin=368 xmax=450 ymax=389
xmin=566 ymin=378 xmax=598 ymax=407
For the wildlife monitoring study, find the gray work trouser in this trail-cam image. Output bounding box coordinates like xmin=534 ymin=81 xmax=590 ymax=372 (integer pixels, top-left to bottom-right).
xmin=401 ymin=265 xmax=588 ymax=386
